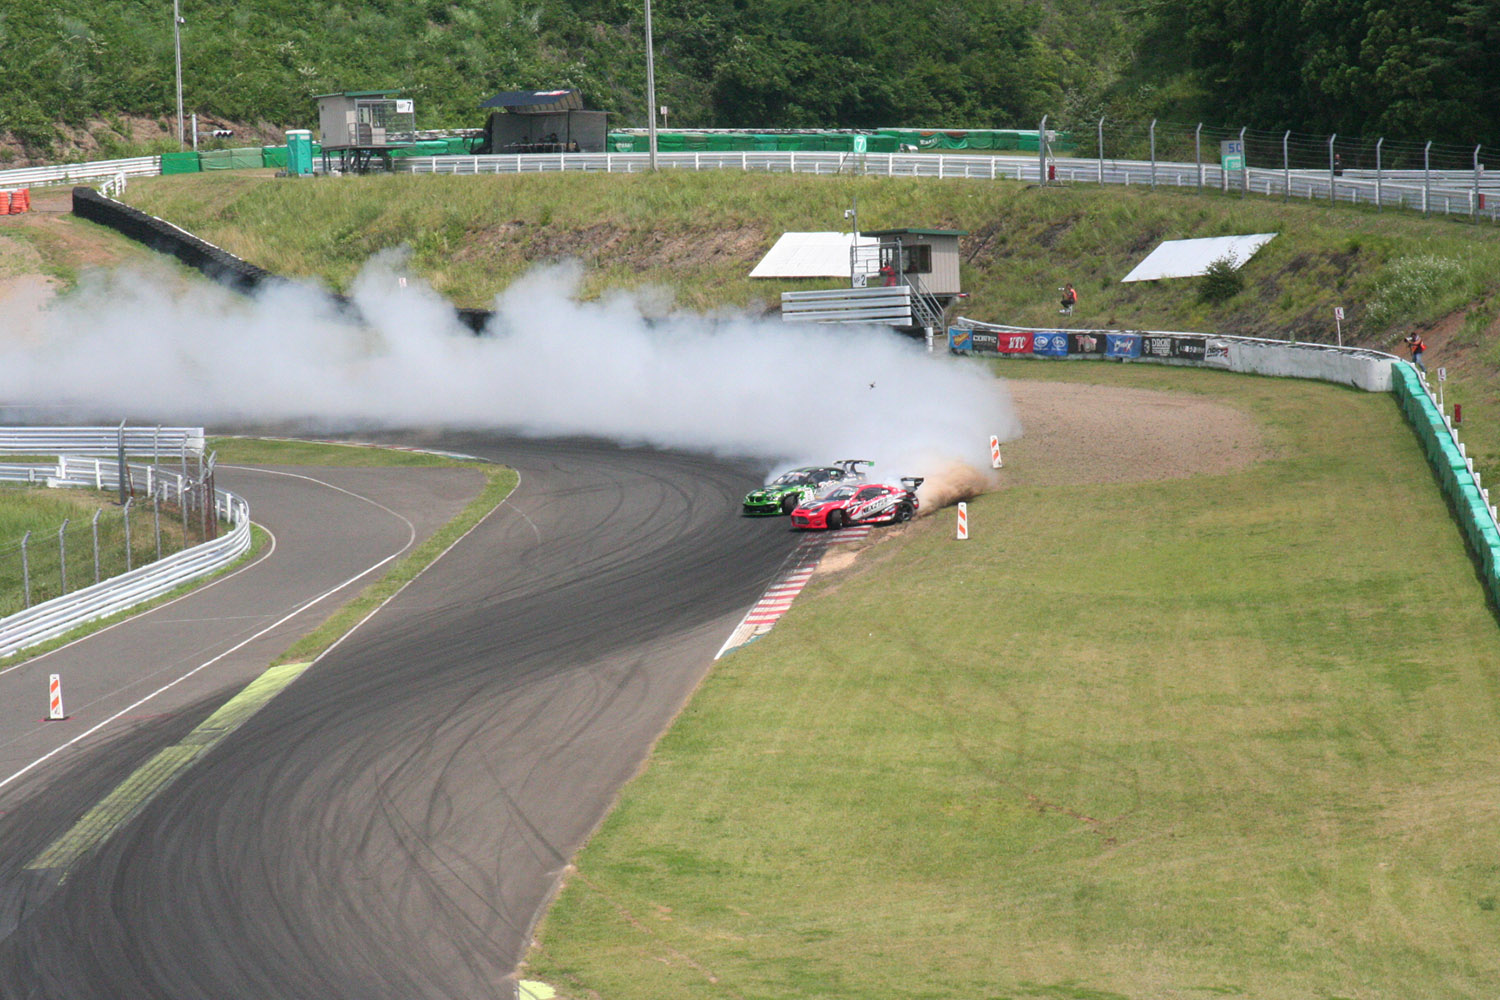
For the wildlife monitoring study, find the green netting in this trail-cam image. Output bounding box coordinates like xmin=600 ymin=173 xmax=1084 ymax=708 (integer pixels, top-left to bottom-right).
xmin=159 ymin=151 xmax=201 ymax=174
xmin=199 ymin=147 xmax=263 ymax=171
xmin=262 ymin=146 xmax=288 ymax=169
xmin=445 ymin=137 xmax=480 ymax=155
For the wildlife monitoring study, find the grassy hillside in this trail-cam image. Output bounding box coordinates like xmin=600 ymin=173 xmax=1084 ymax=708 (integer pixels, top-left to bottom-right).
xmin=120 ymin=169 xmax=1500 ymax=468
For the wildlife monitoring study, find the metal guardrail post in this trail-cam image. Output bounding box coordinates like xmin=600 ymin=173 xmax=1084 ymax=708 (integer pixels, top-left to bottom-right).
xmin=153 ymin=492 xmax=161 ymax=562
xmin=1097 ymin=117 xmax=1105 ymax=185
xmin=1328 ymin=134 xmax=1337 ymax=204
xmin=1195 ymin=124 xmax=1202 ymax=191
xmin=1039 ymin=114 xmax=1048 ymax=184
xmin=1474 ymin=145 xmax=1483 ymax=222
xmin=1424 ymin=141 xmax=1432 ymax=217
xmin=1376 ymin=137 xmax=1384 ymax=211
xmin=1150 ymin=119 xmax=1157 ymax=190
xmin=1239 ymin=126 xmax=1248 ymax=196
xmin=58 ymin=519 xmax=68 ymax=596
xmin=1283 ymin=131 xmax=1290 ymax=201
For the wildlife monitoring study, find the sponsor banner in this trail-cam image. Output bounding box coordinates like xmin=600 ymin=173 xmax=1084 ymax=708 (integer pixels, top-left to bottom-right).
xmin=1141 ymin=335 xmax=1174 ymax=359
xmin=970 ymin=330 xmax=1000 ymax=354
xmin=1068 ymin=332 xmax=1106 ymax=355
xmin=1205 ymin=338 xmax=1231 ymax=367
xmin=1031 ymin=331 xmax=1069 ymax=357
xmin=1106 ymin=333 xmax=1142 ymax=358
xmin=948 ymin=327 xmax=973 ymax=351
xmin=997 ymin=331 xmax=1034 ymax=354
xmin=1172 ymin=337 xmax=1207 ymax=360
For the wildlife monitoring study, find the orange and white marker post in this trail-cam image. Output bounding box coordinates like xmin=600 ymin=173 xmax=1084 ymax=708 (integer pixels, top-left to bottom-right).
xmin=990 ymin=435 xmax=1002 ymax=469
xmin=47 ymin=673 xmax=66 ymax=720
xmin=956 ymin=502 xmax=969 ymax=540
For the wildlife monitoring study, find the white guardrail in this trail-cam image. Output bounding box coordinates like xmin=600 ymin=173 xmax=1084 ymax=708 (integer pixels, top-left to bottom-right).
xmin=0 ymin=154 xmax=160 ymax=191
xmin=0 ymin=427 xmax=250 ymax=658
xmin=398 ymin=152 xmax=1500 ymax=223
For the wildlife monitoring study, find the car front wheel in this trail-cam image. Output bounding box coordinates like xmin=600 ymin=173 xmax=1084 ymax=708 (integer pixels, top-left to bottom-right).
xmin=781 ymin=494 xmax=799 ymax=514
xmin=827 ymin=509 xmax=846 ymax=530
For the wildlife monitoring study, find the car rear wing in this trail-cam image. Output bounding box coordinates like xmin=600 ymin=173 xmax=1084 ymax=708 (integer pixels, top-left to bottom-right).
xmin=837 ymin=459 xmax=874 ymax=476
xmin=901 ymin=477 xmax=925 ymax=491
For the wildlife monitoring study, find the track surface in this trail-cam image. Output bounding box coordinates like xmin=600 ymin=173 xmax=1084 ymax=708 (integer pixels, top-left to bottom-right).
xmin=0 ymin=435 xmax=796 ymax=999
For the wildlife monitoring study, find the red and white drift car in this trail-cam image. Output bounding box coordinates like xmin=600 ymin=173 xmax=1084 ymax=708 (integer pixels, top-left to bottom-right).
xmin=789 ymin=478 xmax=923 ymax=530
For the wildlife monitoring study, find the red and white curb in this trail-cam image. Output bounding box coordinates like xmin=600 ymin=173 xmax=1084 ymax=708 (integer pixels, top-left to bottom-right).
xmin=716 ymin=525 xmax=870 ymax=658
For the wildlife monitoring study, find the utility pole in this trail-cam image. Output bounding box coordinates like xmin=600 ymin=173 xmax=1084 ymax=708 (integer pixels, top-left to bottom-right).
xmin=172 ymin=0 xmax=184 ymax=150
xmin=644 ymin=0 xmax=658 ymax=171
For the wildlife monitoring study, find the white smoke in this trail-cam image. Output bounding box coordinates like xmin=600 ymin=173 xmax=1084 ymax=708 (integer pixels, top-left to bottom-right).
xmin=2 ymin=256 xmax=1018 ymax=486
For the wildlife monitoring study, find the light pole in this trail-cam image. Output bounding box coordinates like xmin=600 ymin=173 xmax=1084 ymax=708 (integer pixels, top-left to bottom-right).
xmin=644 ymin=0 xmax=657 ymax=170
xmin=173 ymin=0 xmax=184 ymax=149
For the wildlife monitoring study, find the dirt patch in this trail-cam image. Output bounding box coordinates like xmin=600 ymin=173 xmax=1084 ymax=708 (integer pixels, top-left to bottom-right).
xmin=1000 ymin=379 xmax=1268 ymax=486
xmin=816 ymin=376 xmax=1268 ymax=576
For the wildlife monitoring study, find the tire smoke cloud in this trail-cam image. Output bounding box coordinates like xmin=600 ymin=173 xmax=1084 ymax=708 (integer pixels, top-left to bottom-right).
xmin=1 ymin=257 xmax=1018 ymax=490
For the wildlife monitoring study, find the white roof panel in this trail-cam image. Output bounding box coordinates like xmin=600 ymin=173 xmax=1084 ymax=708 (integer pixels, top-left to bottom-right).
xmin=1121 ymin=233 xmax=1277 ymax=282
xmin=750 ymin=232 xmax=878 ymax=279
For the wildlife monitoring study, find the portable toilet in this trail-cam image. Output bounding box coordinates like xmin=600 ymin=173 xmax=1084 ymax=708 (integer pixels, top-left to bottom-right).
xmin=286 ymin=129 xmax=314 ymax=176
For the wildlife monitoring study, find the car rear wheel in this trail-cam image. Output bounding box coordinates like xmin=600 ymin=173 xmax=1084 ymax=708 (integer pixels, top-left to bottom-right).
xmin=827 ymin=509 xmax=846 ymax=530
xmin=781 ymin=494 xmax=798 ymax=514
xmin=894 ymin=502 xmax=914 ymax=523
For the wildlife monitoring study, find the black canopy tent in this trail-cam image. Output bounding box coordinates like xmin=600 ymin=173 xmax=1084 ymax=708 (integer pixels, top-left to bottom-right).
xmin=477 ymin=89 xmax=608 ymax=154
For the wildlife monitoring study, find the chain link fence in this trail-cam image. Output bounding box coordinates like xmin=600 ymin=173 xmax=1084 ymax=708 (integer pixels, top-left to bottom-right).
xmin=0 ymin=456 xmax=220 ymax=618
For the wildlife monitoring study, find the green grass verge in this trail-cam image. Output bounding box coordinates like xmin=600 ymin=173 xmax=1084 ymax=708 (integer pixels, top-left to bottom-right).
xmin=524 ymin=363 xmax=1500 ymax=1000
xmin=209 ymin=436 xmax=476 ymax=467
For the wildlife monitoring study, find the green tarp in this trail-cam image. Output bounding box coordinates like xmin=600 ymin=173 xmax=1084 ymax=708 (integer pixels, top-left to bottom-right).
xmin=199 ymin=147 xmax=263 ymax=171
xmin=160 ymin=151 xmax=201 ymax=174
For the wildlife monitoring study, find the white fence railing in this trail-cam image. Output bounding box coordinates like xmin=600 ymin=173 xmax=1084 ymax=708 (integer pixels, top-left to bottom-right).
xmin=0 ymin=425 xmax=205 ymax=460
xmin=398 ymin=151 xmax=1500 ymax=224
xmin=0 ymin=155 xmax=160 ymax=191
xmin=0 ymin=426 xmax=247 ymax=658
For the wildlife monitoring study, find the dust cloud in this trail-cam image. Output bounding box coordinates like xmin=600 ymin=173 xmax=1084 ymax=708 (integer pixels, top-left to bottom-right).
xmin=0 ymin=256 xmax=1018 ymax=503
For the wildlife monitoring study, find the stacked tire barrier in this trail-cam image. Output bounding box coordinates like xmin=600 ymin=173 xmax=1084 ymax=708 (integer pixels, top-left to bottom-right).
xmin=72 ymin=186 xmax=283 ymax=296
xmin=1391 ymin=360 xmax=1500 ymax=604
xmin=71 ymin=186 xmax=493 ymax=334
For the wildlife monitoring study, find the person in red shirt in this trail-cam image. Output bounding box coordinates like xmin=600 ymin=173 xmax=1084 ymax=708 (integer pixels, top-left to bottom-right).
xmin=1405 ymin=333 xmax=1427 ymax=373
xmin=1059 ymin=283 xmax=1078 ymax=315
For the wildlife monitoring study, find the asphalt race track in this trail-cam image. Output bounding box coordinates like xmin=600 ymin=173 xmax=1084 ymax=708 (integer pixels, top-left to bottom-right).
xmin=0 ymin=434 xmax=798 ymax=999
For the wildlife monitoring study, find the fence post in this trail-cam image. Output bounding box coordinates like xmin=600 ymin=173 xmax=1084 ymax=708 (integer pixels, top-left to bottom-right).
xmin=1282 ymin=130 xmax=1290 ymax=201
xmin=1239 ymin=126 xmax=1248 ymax=196
xmin=124 ymin=498 xmax=134 ymax=571
xmin=1039 ymin=115 xmax=1049 ymax=184
xmin=21 ymin=531 xmax=30 ymax=608
xmin=1097 ymin=117 xmax=1105 ymax=184
xmin=92 ymin=509 xmax=101 ymax=585
xmin=1195 ymin=123 xmax=1202 ymax=191
xmin=1424 ymin=140 xmax=1432 ymax=217
xmin=153 ymin=491 xmax=161 ymax=562
xmin=1327 ymin=133 xmax=1337 ymax=204
xmin=116 ymin=419 xmax=127 ymax=506
xmin=1474 ymin=144 xmax=1483 ymax=222
xmin=180 ymin=474 xmax=189 ymax=538
xmin=1376 ymin=137 xmax=1384 ymax=211
xmin=1149 ymin=119 xmax=1157 ymax=190
xmin=58 ymin=519 xmax=68 ymax=596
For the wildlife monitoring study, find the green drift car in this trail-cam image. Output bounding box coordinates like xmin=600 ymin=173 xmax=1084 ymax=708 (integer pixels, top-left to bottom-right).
xmin=742 ymin=460 xmax=871 ymax=516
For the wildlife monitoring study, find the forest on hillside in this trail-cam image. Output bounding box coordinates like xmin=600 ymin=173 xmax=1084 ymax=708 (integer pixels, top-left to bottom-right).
xmin=1 ymin=0 xmax=1496 ymax=155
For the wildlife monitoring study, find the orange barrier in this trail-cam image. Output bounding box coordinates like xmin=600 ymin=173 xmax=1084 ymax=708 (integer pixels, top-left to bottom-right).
xmin=9 ymin=189 xmax=28 ymax=213
xmin=0 ymin=192 xmax=10 ymax=215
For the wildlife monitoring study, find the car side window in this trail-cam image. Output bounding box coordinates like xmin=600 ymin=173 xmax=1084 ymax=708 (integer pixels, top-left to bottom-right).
xmin=854 ymin=486 xmax=883 ymax=500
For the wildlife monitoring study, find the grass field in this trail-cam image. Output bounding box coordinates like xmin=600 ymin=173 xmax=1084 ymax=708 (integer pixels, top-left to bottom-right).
xmin=524 ymin=362 xmax=1500 ymax=1000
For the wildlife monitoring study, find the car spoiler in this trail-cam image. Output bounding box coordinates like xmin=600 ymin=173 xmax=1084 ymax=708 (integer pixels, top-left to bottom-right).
xmin=901 ymin=477 xmax=925 ymax=491
xmin=837 ymin=459 xmax=874 ymax=475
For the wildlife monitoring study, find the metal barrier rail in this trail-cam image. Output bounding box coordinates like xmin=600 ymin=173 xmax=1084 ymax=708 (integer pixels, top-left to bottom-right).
xmin=0 ymin=155 xmax=160 ymax=191
xmin=398 ymin=152 xmax=1500 ymax=223
xmin=0 ymin=440 xmax=249 ymax=657
xmin=0 ymin=426 xmax=205 ymax=459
